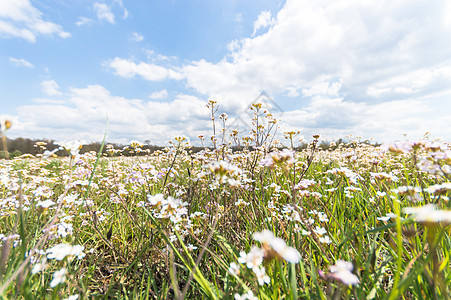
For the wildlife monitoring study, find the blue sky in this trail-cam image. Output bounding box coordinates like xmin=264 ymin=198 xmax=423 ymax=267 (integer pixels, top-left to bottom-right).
xmin=1 ymin=0 xmax=451 ymax=145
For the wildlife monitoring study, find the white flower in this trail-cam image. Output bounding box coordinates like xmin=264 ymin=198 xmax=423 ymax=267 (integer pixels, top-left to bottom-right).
xmin=31 ymin=260 xmax=48 ymax=274
xmin=63 ymin=295 xmax=79 ymax=300
xmin=46 ymin=243 xmax=85 ymax=261
xmin=270 ymin=237 xmax=301 ymax=263
xmin=50 ymin=267 xmax=67 ymax=288
xmin=238 ymin=247 xmax=264 ymax=269
xmin=329 ymin=260 xmax=359 ymax=286
xmin=313 ymin=226 xmax=327 ymax=235
xmin=403 ymin=204 xmax=451 ymax=224
xmin=253 ymin=266 xmax=270 ymax=286
xmin=187 ymin=244 xmax=198 ymax=251
xmin=319 ymin=235 xmax=332 ymax=244
xmin=252 ymin=230 xmax=301 ymax=263
xmin=228 ymin=262 xmax=240 ymax=276
xmin=377 ymin=216 xmax=390 ymax=222
xmin=252 ymin=229 xmax=274 ymax=245
xmin=37 ymin=199 xmax=56 ymax=209
xmin=235 ymin=290 xmax=258 ymax=300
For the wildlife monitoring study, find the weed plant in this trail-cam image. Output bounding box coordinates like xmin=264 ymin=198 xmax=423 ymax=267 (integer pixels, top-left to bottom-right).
xmin=0 ymin=105 xmax=450 ymax=299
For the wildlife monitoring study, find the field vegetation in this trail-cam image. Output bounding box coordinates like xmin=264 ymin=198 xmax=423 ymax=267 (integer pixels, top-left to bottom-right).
xmin=0 ymin=102 xmax=450 ymax=299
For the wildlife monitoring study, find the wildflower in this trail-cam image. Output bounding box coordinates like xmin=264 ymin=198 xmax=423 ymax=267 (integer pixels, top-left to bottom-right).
xmin=295 ymin=179 xmax=316 ymax=190
xmin=64 ymin=295 xmax=79 ymax=300
xmin=313 ymin=226 xmax=327 ymax=235
xmin=377 ymin=213 xmax=396 ymax=222
xmin=208 ymin=161 xmax=241 ymax=182
xmin=57 ymin=140 xmax=84 ymax=158
xmin=31 ymin=260 xmax=48 ymax=274
xmin=37 ymin=199 xmax=56 ymax=209
xmin=253 ymin=266 xmax=271 ymax=286
xmin=50 ymin=267 xmax=67 ymax=288
xmin=319 ymin=236 xmax=332 ymax=244
xmin=234 ymin=290 xmax=258 ymax=300
xmin=46 ymin=243 xmax=85 ymax=261
xmin=238 ymin=247 xmax=264 ymax=269
xmin=228 ymin=262 xmax=240 ymax=276
xmin=234 ymin=198 xmax=250 ymax=206
xmin=329 ymin=260 xmax=359 ymax=286
xmin=0 ymin=118 xmax=12 ymax=133
xmin=252 ymin=230 xmax=301 ymax=263
xmin=370 ymin=172 xmax=399 ymax=182
xmin=425 ymin=183 xmax=451 ymax=196
xmin=403 ymin=204 xmax=451 ymax=224
xmin=260 ymin=149 xmax=295 ymax=168
xmin=187 ymin=244 xmax=198 ymax=251
xmin=318 ymin=212 xmax=329 ymax=222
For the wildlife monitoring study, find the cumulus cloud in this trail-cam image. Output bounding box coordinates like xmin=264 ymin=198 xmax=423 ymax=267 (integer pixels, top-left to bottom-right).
xmin=9 ymin=57 xmax=34 ymax=68
xmin=93 ymin=2 xmax=115 ymax=24
xmin=106 ymin=0 xmax=451 ymax=141
xmin=280 ymin=94 xmax=451 ymax=142
xmin=0 ymin=0 xmax=70 ymax=42
xmin=41 ymin=80 xmax=62 ymax=96
xmin=12 ymin=85 xmax=210 ymax=144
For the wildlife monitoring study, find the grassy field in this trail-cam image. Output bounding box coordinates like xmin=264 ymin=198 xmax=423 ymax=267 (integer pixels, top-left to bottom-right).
xmin=0 ymin=106 xmax=450 ymax=299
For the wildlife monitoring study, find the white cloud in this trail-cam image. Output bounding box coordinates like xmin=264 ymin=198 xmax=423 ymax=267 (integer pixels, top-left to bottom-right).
xmin=9 ymin=57 xmax=34 ymax=68
xmin=41 ymin=80 xmax=62 ymax=96
xmin=252 ymin=11 xmax=275 ymax=36
xmin=0 ymin=0 xmax=70 ymax=42
xmin=102 ymin=0 xmax=451 ymax=142
xmin=107 ymin=57 xmax=183 ymax=81
xmin=93 ymin=3 xmax=115 ymax=24
xmin=130 ymin=32 xmax=144 ymax=42
xmin=280 ymin=95 xmax=451 ymax=142
xmin=75 ymin=17 xmax=93 ymax=27
xmin=149 ymin=89 xmax=168 ymax=99
xmin=12 ymin=85 xmax=209 ymax=144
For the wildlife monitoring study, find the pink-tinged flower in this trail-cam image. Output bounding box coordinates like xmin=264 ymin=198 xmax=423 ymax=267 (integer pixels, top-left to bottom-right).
xmin=329 ymin=260 xmax=359 ymax=286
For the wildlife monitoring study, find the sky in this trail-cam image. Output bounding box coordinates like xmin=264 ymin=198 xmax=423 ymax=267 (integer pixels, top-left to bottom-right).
xmin=1 ymin=0 xmax=451 ymax=145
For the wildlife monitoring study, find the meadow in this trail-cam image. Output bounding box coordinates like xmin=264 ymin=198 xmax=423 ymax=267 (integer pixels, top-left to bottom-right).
xmin=0 ymin=102 xmax=450 ymax=299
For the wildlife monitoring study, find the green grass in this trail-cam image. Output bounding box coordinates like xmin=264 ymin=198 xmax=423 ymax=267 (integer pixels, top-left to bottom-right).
xmin=0 ymin=108 xmax=450 ymax=299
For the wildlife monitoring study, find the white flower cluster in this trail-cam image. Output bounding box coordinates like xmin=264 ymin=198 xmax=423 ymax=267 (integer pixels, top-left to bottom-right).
xmin=260 ymin=149 xmax=295 ymax=168
xmin=145 ymin=194 xmax=188 ymax=225
xmin=229 ymin=230 xmax=301 ymax=292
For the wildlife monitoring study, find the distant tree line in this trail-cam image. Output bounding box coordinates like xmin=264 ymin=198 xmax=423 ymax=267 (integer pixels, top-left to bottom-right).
xmin=0 ymin=137 xmax=165 ymax=159
xmin=0 ymin=137 xmax=379 ymax=159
